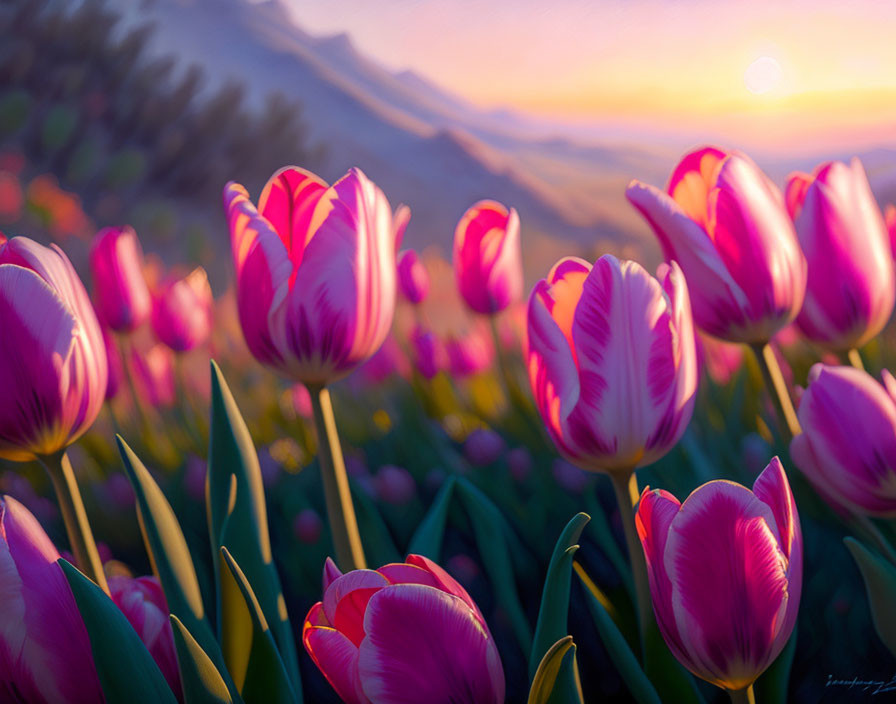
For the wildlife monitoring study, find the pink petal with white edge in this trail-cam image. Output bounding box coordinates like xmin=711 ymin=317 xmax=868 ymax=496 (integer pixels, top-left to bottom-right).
xmin=257 ymin=167 xmax=328 ymax=276
xmin=665 ymin=480 xmax=791 ymax=690
xmin=376 ymin=563 xmax=440 ymax=588
xmin=303 ymin=603 xmax=370 ymax=704
xmin=405 ymin=554 xmax=482 ymax=619
xmin=358 ymin=585 xmax=504 ymax=704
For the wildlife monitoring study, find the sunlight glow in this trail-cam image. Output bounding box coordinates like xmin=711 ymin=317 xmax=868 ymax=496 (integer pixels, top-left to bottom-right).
xmin=744 ymin=57 xmax=783 ymax=95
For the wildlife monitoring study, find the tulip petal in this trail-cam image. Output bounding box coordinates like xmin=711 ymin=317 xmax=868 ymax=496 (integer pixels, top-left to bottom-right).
xmin=665 ymin=481 xmax=790 ymax=690
xmin=405 ymin=554 xmax=482 ymax=618
xmin=784 ymin=172 xmax=812 ymax=219
xmin=303 ymin=603 xmax=369 ymax=704
xmin=392 ymin=205 xmax=411 ymax=252
xmin=358 ymin=585 xmax=504 ymax=704
xmin=0 ymin=497 xmax=103 ymax=703
xmin=323 ymin=569 xmax=389 ymax=646
xmin=257 ymin=166 xmax=328 ymax=276
xmin=376 ymin=563 xmax=440 ymax=588
xmin=323 ymin=557 xmax=343 ymax=592
xmin=667 ymin=146 xmax=727 ymax=228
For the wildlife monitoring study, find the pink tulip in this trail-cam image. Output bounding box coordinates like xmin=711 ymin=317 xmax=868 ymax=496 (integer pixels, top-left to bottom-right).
xmin=294 ymin=508 xmax=323 ymax=545
xmin=527 ymin=254 xmax=697 ymax=473
xmin=409 ymin=325 xmax=442 ymax=380
xmin=627 ymin=146 xmax=806 ymax=343
xmin=89 ymin=225 xmax=152 ymax=332
xmin=373 ymin=465 xmax=416 ymax=505
xmin=445 ymin=326 xmax=494 ymax=378
xmin=0 ymin=237 xmax=107 ymax=461
xmin=696 ymin=331 xmax=743 ymax=386
xmin=791 ymin=364 xmax=896 ymax=517
xmin=129 ymin=342 xmax=176 ymax=409
xmin=397 ymin=249 xmax=429 ymax=304
xmin=453 ymin=200 xmax=522 ymax=315
xmin=151 ymin=267 xmax=214 ymax=352
xmin=886 ymin=205 xmax=896 ymax=262
xmin=103 ymin=326 xmax=123 ymax=400
xmin=0 ymin=495 xmax=103 ymax=703
xmin=636 ymin=458 xmax=802 ymax=692
xmin=223 ymin=166 xmax=401 ymax=385
xmin=109 ymin=575 xmax=181 ymax=699
xmin=785 ymin=160 xmax=894 ymax=350
xmin=303 ymin=555 xmax=504 ymax=704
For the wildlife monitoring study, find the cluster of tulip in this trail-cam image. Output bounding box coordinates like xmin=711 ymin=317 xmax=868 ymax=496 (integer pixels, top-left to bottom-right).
xmin=1 ymin=144 xmax=895 ymax=704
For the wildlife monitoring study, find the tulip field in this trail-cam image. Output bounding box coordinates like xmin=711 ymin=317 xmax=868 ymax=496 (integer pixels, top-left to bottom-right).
xmin=5 ymin=6 xmax=896 ymax=704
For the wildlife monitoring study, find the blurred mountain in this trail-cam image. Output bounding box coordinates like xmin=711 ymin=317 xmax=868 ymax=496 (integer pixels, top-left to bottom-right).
xmin=116 ymin=0 xmax=674 ymax=260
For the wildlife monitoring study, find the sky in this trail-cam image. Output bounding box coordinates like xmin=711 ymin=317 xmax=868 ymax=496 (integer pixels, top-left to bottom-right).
xmin=284 ymin=0 xmax=896 ymax=153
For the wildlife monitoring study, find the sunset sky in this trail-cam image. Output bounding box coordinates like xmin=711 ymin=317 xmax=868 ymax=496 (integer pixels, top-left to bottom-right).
xmin=285 ymin=0 xmax=896 ymax=153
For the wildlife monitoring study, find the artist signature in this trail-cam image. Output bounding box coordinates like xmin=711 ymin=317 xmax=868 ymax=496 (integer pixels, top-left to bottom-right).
xmin=826 ymin=674 xmax=896 ymax=695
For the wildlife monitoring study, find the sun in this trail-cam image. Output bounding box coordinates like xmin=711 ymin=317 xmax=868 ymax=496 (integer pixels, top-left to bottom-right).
xmin=744 ymin=56 xmax=783 ymax=95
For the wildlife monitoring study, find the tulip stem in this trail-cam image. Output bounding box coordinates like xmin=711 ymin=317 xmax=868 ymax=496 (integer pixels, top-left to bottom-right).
xmin=851 ymin=514 xmax=896 ymax=566
xmin=609 ymin=471 xmax=652 ymax=646
xmin=488 ymin=316 xmax=515 ymax=407
xmin=728 ymin=685 xmax=756 ymax=704
xmin=308 ymin=384 xmax=367 ymax=571
xmin=750 ymin=343 xmax=801 ymax=442
xmin=116 ymin=334 xmax=152 ymax=437
xmin=39 ymin=451 xmax=109 ymax=595
xmin=847 ymin=348 xmax=865 ymax=371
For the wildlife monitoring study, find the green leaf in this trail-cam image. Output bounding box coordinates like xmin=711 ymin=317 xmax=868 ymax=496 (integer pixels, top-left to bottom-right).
xmin=456 ymin=477 xmax=533 ymax=652
xmin=59 ymin=559 xmax=178 ymax=704
xmin=170 ymin=615 xmax=239 ymax=704
xmin=529 ymin=513 xmax=590 ymax=681
xmin=753 ymin=630 xmax=796 ymax=704
xmin=208 ymin=361 xmax=302 ymax=696
xmin=575 ymin=562 xmax=662 ymax=704
xmin=845 ymin=537 xmax=896 ymax=659
xmin=527 ymin=636 xmax=584 ymax=704
xmin=407 ymin=477 xmax=456 ymax=558
xmin=116 ymin=436 xmax=235 ymax=696
xmin=220 ymin=547 xmax=299 ymax=704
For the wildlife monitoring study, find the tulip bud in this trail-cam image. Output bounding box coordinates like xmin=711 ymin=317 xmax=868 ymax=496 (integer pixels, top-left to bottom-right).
xmin=409 ymin=325 xmax=442 ymax=380
xmin=445 ymin=326 xmax=494 ymax=378
xmin=103 ymin=326 xmax=124 ymax=400
xmin=0 ymin=495 xmax=103 ymax=702
xmin=151 ymin=267 xmax=213 ymax=352
xmin=791 ymin=364 xmax=896 ymax=517
xmin=109 ymin=575 xmax=181 ymax=698
xmin=0 ymin=237 xmax=108 ymax=461
xmin=397 ymin=249 xmax=429 ymax=304
xmin=627 ymin=147 xmax=806 ymax=343
xmin=454 ymin=200 xmax=522 ymax=315
xmin=636 ymin=458 xmax=802 ymax=692
xmin=786 ymin=160 xmax=894 ymax=350
xmin=303 ymin=554 xmax=505 ymax=703
xmin=886 ymin=204 xmax=896 ymax=262
xmin=293 ymin=508 xmax=323 ymax=545
xmin=129 ymin=342 xmax=176 ymax=409
xmin=224 ymin=166 xmax=400 ymax=385
xmin=89 ymin=226 xmax=152 ymax=332
xmin=527 ymin=255 xmax=697 ymax=474
xmin=463 ymin=428 xmax=506 ymax=466
xmin=373 ymin=465 xmax=416 ymax=505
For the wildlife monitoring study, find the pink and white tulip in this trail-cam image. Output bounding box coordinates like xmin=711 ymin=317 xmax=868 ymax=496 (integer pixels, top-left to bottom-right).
xmin=109 ymin=575 xmax=181 ymax=699
xmin=453 ymin=200 xmax=522 ymax=315
xmin=627 ymin=146 xmax=806 ymax=344
xmin=785 ymin=160 xmax=894 ymax=350
xmin=0 ymin=495 xmax=103 ymax=703
xmin=397 ymin=249 xmax=429 ymax=305
xmin=89 ymin=225 xmax=152 ymax=332
xmin=791 ymin=364 xmax=896 ymax=517
xmin=224 ymin=167 xmax=401 ymax=385
xmin=151 ymin=267 xmax=214 ymax=352
xmin=0 ymin=237 xmax=108 ymax=461
xmin=303 ymin=554 xmax=504 ymax=704
xmin=886 ymin=205 xmax=896 ymax=262
xmin=636 ymin=458 xmax=802 ymax=691
xmin=527 ymin=254 xmax=697 ymax=473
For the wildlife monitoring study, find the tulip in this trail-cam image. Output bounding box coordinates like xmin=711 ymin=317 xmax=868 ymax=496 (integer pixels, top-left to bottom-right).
xmin=225 ymin=165 xmax=403 ymax=571
xmin=791 ymin=364 xmax=896 ymax=517
xmin=89 ymin=225 xmax=152 ymax=332
xmin=0 ymin=236 xmax=108 ymax=460
xmin=785 ymin=159 xmax=894 ymax=351
xmin=129 ymin=342 xmax=176 ymax=409
xmin=103 ymin=326 xmax=124 ymax=400
xmin=463 ymin=428 xmax=506 ymax=466
xmin=697 ymin=331 xmax=743 ymax=386
xmin=373 ymin=465 xmax=416 ymax=505
xmin=223 ymin=166 xmax=401 ymax=386
xmin=151 ymin=267 xmax=214 ymax=352
xmin=453 ymin=200 xmax=522 ymax=315
xmin=886 ymin=205 xmax=896 ymax=262
xmin=636 ymin=458 xmax=802 ymax=697
xmin=0 ymin=495 xmax=103 ymax=703
xmin=409 ymin=325 xmax=442 ymax=380
xmin=445 ymin=326 xmax=494 ymax=378
xmin=294 ymin=508 xmax=323 ymax=545
xmin=303 ymin=554 xmax=505 ymax=704
xmin=109 ymin=575 xmax=181 ymax=699
xmin=397 ymin=249 xmax=429 ymax=304
xmin=626 ymin=146 xmax=806 ymax=344
xmin=527 ymin=254 xmax=697 ymax=474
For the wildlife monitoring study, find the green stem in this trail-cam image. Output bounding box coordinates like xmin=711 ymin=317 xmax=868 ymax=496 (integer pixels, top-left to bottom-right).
xmin=728 ymin=684 xmax=756 ymax=704
xmin=116 ymin=333 xmax=151 ymax=436
xmin=750 ymin=343 xmax=801 ymax=442
xmin=609 ymin=470 xmax=652 ymax=647
xmin=39 ymin=450 xmax=109 ymax=594
xmin=308 ymin=384 xmax=366 ymax=571
xmin=488 ymin=315 xmax=514 ymax=406
xmin=847 ymin=348 xmax=865 ymax=371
